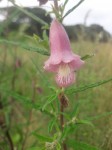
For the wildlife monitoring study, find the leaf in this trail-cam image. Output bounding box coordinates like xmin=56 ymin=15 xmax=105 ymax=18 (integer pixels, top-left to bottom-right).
xmin=77 ymin=119 xmax=94 ymax=127
xmin=27 ymin=147 xmax=44 ymax=150
xmin=68 ymin=140 xmax=100 ymax=150
xmin=32 ymin=133 xmax=52 ymax=142
xmin=66 ymin=77 xmax=112 ymax=95
xmin=12 ymin=133 xmax=21 ymax=144
xmin=42 ymin=94 xmax=57 ymax=111
xmin=48 ymin=118 xmax=57 ymax=133
xmin=33 ymin=32 xmax=49 ymax=49
xmin=56 ymin=143 xmax=61 ymax=150
xmin=60 ymin=126 xmax=71 ymax=141
xmin=62 ymin=119 xmax=94 ymax=140
xmin=0 ymin=88 xmax=54 ymax=117
xmin=0 ymin=39 xmax=49 ymax=56
xmin=10 ymin=1 xmax=48 ymax=26
xmin=60 ymin=0 xmax=69 ymax=18
xmin=70 ymin=101 xmax=80 ymax=118
xmin=2 ymin=89 xmax=41 ymax=109
xmin=81 ymin=54 xmax=95 ymax=60
xmin=43 ymin=30 xmax=49 ymax=42
xmin=86 ymin=111 xmax=112 ymax=121
xmin=63 ymin=0 xmax=69 ymax=8
xmin=63 ymin=0 xmax=85 ymax=19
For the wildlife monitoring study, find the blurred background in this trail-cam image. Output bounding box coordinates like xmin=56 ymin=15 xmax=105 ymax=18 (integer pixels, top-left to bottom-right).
xmin=0 ymin=0 xmax=112 ymax=150
xmin=0 ymin=0 xmax=112 ymax=40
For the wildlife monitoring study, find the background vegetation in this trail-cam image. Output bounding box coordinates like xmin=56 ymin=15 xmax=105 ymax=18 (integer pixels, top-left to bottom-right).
xmin=0 ymin=3 xmax=112 ymax=150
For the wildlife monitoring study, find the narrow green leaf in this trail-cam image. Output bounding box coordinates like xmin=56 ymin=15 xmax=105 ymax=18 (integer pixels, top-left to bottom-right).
xmin=27 ymin=147 xmax=44 ymax=150
xmin=77 ymin=119 xmax=94 ymax=127
xmin=61 ymin=0 xmax=69 ymax=17
xmin=0 ymin=39 xmax=49 ymax=56
xmin=86 ymin=111 xmax=112 ymax=121
xmin=63 ymin=0 xmax=69 ymax=8
xmin=48 ymin=118 xmax=57 ymax=133
xmin=43 ymin=30 xmax=49 ymax=41
xmin=0 ymin=89 xmax=41 ymax=109
xmin=66 ymin=77 xmax=112 ymax=95
xmin=70 ymin=101 xmax=80 ymax=118
xmin=42 ymin=95 xmax=57 ymax=111
xmin=32 ymin=133 xmax=52 ymax=142
xmin=61 ymin=126 xmax=71 ymax=141
xmin=33 ymin=32 xmax=49 ymax=49
xmin=0 ymin=88 xmax=54 ymax=117
xmin=63 ymin=0 xmax=85 ymax=19
xmin=68 ymin=140 xmax=100 ymax=150
xmin=81 ymin=54 xmax=95 ymax=60
xmin=10 ymin=1 xmax=48 ymax=26
xmin=63 ymin=118 xmax=94 ymax=139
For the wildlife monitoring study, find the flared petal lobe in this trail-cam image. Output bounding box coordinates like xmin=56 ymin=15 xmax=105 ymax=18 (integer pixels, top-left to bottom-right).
xmin=44 ymin=19 xmax=84 ymax=87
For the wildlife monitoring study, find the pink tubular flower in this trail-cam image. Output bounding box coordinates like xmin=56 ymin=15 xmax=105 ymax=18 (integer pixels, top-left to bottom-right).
xmin=44 ymin=19 xmax=84 ymax=87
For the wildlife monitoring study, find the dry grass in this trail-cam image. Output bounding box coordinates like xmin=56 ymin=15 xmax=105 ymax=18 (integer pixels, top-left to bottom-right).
xmin=71 ymin=41 xmax=112 ymax=149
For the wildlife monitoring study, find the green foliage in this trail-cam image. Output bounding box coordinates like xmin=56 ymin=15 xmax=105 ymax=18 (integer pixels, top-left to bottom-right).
xmin=9 ymin=0 xmax=48 ymax=26
xmin=32 ymin=133 xmax=52 ymax=142
xmin=48 ymin=118 xmax=57 ymax=133
xmin=0 ymin=1 xmax=112 ymax=150
xmin=42 ymin=95 xmax=57 ymax=111
xmin=0 ymin=8 xmax=20 ymax=35
xmin=81 ymin=53 xmax=95 ymax=60
xmin=66 ymin=77 xmax=112 ymax=95
xmin=62 ymin=0 xmax=85 ymax=19
xmin=0 ymin=38 xmax=112 ymax=149
xmin=33 ymin=31 xmax=49 ymax=50
xmin=68 ymin=140 xmax=100 ymax=150
xmin=27 ymin=147 xmax=43 ymax=150
xmin=0 ymin=39 xmax=49 ymax=56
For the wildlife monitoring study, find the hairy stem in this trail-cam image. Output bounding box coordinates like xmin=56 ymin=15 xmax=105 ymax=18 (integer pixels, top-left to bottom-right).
xmin=59 ymin=93 xmax=68 ymax=150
